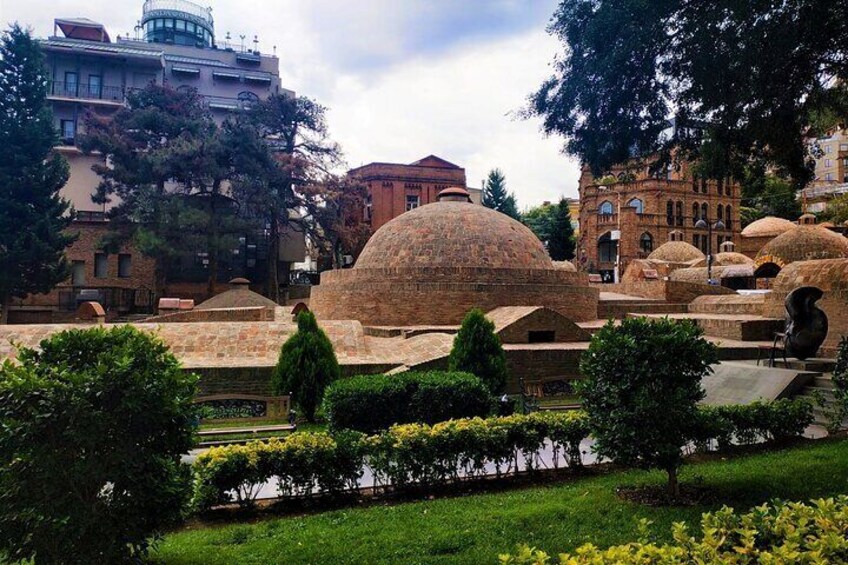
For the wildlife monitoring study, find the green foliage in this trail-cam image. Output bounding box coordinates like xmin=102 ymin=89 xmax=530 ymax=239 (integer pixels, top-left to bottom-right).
xmin=482 ymin=168 xmax=521 ymax=220
xmin=501 ymin=496 xmax=848 ymax=564
xmin=0 ymin=325 xmax=198 ymax=564
xmin=530 ymin=0 xmax=847 ymax=187
xmin=578 ymin=317 xmax=718 ymax=495
xmin=740 ymin=173 xmax=803 ymax=225
xmin=191 ymin=411 xmax=590 ymax=510
xmin=449 ymin=309 xmax=509 ymax=395
xmin=272 ymin=310 xmax=340 ymax=422
xmin=0 ymin=25 xmax=74 ymax=319
xmin=819 ymin=193 xmax=848 ymax=226
xmin=692 ymin=399 xmax=813 ymax=451
xmin=323 ymin=371 xmax=494 ymax=434
xmin=824 ymin=336 xmax=848 ymax=433
xmin=521 ymin=199 xmax=576 ymax=260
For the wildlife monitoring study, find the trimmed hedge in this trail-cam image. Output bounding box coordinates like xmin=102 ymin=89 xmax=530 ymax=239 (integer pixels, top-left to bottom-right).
xmin=191 ymin=411 xmax=589 ymax=510
xmin=322 ymin=371 xmax=495 ymax=434
xmin=501 ymin=496 xmax=848 ymax=564
xmin=692 ymin=398 xmax=813 ymax=451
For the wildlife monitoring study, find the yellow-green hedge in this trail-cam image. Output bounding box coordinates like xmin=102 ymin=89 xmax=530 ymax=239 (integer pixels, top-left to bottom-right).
xmin=501 ymin=496 xmax=848 ymax=564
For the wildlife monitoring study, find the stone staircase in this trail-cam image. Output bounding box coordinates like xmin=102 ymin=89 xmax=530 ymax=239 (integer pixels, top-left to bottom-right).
xmin=635 ymin=312 xmax=784 ymax=341
xmin=597 ymin=301 xmax=690 ymax=319
xmin=791 ymin=359 xmax=846 ymax=428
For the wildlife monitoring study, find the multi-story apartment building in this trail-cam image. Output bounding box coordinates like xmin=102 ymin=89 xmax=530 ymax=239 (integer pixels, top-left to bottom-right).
xmin=577 ymin=160 xmax=742 ymax=281
xmin=811 ymin=128 xmax=848 ymax=186
xmin=13 ymin=1 xmax=296 ymax=322
xmin=349 ymin=155 xmax=482 ymax=232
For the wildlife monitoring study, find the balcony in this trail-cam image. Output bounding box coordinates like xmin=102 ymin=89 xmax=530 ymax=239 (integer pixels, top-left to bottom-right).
xmin=48 ymin=81 xmax=126 ymax=105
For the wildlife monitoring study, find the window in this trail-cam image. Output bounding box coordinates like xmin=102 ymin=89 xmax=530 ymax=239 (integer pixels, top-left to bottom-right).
xmin=164 ymin=18 xmax=174 ymax=28
xmin=666 ymin=201 xmax=674 ymax=225
xmin=71 ymin=261 xmax=86 ymax=286
xmin=692 ymin=202 xmax=700 ymax=223
xmin=725 ymin=205 xmax=732 ymax=229
xmin=528 ymin=330 xmax=556 ymax=343
xmin=176 ymin=19 xmax=186 ymax=31
xmin=628 ymin=198 xmax=644 ymax=214
xmin=840 ymin=144 xmax=848 ymax=151
xmin=676 ymin=201 xmax=683 ymax=226
xmin=825 ymin=173 xmax=834 ymax=181
xmin=88 ymin=75 xmax=101 ymax=98
xmin=717 ymin=204 xmax=724 ymax=221
xmin=700 ymin=178 xmax=708 ymax=193
xmin=64 ymin=71 xmax=78 ymax=95
xmin=118 ymin=254 xmax=132 ymax=278
xmin=154 ymin=18 xmax=163 ymax=29
xmin=60 ymin=119 xmax=76 ymax=142
xmin=598 ymin=232 xmax=617 ymax=263
xmin=692 ymin=176 xmax=699 ymax=192
xmin=701 ymin=202 xmax=709 ymax=221
xmin=639 ymin=232 xmax=653 ymax=254
xmin=825 ymin=145 xmax=832 ymax=154
xmin=405 ymin=195 xmax=420 ymax=211
xmin=94 ymin=253 xmax=108 ymax=278
xmin=364 ymin=194 xmax=373 ymax=221
xmin=598 ymin=200 xmax=614 ymax=215
xmin=692 ymin=233 xmax=699 ymax=249
xmin=825 ymin=159 xmax=832 ymax=167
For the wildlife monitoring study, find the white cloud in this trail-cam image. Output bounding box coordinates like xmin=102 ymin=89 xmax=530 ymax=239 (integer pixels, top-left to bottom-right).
xmin=5 ymin=0 xmax=579 ymax=207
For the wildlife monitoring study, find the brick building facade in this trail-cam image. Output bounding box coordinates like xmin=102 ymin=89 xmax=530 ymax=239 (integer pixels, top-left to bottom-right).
xmin=348 ymin=155 xmax=482 ymax=231
xmin=577 ymin=161 xmax=742 ymax=280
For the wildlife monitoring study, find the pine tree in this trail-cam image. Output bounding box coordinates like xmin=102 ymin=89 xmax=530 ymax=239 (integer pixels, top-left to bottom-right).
xmin=272 ymin=310 xmax=341 ymax=422
xmin=0 ymin=25 xmax=74 ymax=323
xmin=481 ymin=168 xmax=520 ymax=220
xmin=448 ymin=308 xmax=509 ymax=395
xmin=547 ymin=197 xmax=577 ymax=261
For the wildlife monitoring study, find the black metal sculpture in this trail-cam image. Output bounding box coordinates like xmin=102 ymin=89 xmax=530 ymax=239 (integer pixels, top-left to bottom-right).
xmin=784 ymin=286 xmax=828 ymax=360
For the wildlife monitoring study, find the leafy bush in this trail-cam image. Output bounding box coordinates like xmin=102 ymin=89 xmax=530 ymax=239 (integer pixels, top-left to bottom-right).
xmin=323 ymin=371 xmax=494 ymax=434
xmin=500 ymin=496 xmax=848 ymax=564
xmin=272 ymin=310 xmax=340 ymax=422
xmin=0 ymin=326 xmax=198 ymax=564
xmin=578 ymin=317 xmax=718 ymax=496
xmin=449 ymin=308 xmax=509 ymax=394
xmin=692 ymin=399 xmax=813 ymax=451
xmin=192 ymin=411 xmax=589 ymax=510
xmin=825 ymin=335 xmax=848 ymax=433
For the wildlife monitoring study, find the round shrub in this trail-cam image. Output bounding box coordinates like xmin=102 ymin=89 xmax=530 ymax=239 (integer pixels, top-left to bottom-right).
xmin=0 ymin=325 xmax=198 ymax=564
xmin=578 ymin=317 xmax=717 ymax=496
xmin=448 ymin=308 xmax=509 ymax=394
xmin=323 ymin=371 xmax=494 ymax=434
xmin=272 ymin=310 xmax=341 ymax=422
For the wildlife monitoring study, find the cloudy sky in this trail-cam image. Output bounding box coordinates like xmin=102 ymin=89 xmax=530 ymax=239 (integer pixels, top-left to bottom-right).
xmin=3 ymin=0 xmax=581 ymax=208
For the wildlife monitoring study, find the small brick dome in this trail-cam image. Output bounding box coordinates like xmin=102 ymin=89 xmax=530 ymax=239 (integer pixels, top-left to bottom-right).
xmin=755 ymin=226 xmax=848 ymax=270
xmin=356 ymin=200 xmax=552 ymax=270
xmin=647 ymin=241 xmax=705 ymax=263
xmin=741 ymin=216 xmax=796 ymax=238
xmin=552 ymin=260 xmax=577 ymax=272
xmin=694 ymin=251 xmax=754 ymax=267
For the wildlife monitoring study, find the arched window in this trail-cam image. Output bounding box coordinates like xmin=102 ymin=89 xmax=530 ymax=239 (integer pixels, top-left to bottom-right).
xmin=675 ymin=201 xmax=683 ymax=225
xmin=692 ymin=202 xmax=700 ymax=223
xmin=701 ymin=202 xmax=709 ymax=221
xmin=598 ymin=200 xmax=614 ymax=215
xmin=598 ymin=231 xmax=617 ymax=263
xmin=666 ymin=201 xmax=674 ymax=226
xmin=639 ymin=232 xmax=653 ymax=254
xmin=725 ymin=205 xmax=732 ymax=228
xmin=717 ymin=204 xmax=724 ymax=221
xmin=628 ymin=198 xmax=644 ymax=214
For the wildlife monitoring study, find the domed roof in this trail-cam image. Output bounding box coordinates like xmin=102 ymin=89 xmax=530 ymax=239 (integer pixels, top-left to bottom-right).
xmin=714 ymin=252 xmax=754 ymax=266
xmin=741 ymin=216 xmax=796 ymax=238
xmin=755 ymin=226 xmax=848 ymax=268
xmin=356 ymin=201 xmax=552 ymax=270
xmin=647 ymin=241 xmax=705 ymax=263
xmin=196 ymin=285 xmax=278 ymax=310
xmin=551 ymin=260 xmax=577 ymax=272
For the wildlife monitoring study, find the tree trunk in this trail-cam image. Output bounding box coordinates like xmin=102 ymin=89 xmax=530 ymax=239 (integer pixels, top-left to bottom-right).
xmin=267 ymin=210 xmax=280 ymax=302
xmin=207 ymin=186 xmax=220 ymax=298
xmin=0 ymin=292 xmax=10 ymax=325
xmin=667 ymin=465 xmax=680 ymax=498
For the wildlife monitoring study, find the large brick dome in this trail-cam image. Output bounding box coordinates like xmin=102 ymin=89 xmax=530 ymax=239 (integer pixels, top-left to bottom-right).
xmin=356 ymin=201 xmax=552 ymax=271
xmin=310 ymin=193 xmax=599 ymax=325
xmin=741 ymin=216 xmax=796 ymax=238
xmin=755 ymin=226 xmax=848 ymax=272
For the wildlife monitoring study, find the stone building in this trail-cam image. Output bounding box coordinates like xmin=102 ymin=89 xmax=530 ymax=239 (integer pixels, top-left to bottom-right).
xmin=577 ymin=161 xmax=742 ymax=281
xmin=12 ymin=1 xmax=296 ymax=322
xmin=311 ymin=187 xmax=598 ymax=326
xmin=349 ymin=155 xmax=482 ymax=232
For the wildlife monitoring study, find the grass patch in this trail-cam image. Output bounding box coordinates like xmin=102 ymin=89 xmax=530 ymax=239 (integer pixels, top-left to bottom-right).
xmin=155 ymin=438 xmax=848 ymax=564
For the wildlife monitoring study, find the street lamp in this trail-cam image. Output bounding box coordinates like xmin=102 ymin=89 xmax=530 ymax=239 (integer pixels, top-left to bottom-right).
xmin=694 ymin=217 xmax=726 ymax=284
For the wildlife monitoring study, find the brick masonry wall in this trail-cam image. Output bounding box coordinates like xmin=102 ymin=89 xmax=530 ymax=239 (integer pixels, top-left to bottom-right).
xmin=311 ymin=279 xmax=600 ymax=325
xmin=504 ymin=347 xmax=583 ymax=395
xmin=144 ymin=306 xmax=275 ymax=323
xmin=497 ymin=309 xmax=590 ymax=343
xmin=740 ymin=235 xmax=772 ymax=259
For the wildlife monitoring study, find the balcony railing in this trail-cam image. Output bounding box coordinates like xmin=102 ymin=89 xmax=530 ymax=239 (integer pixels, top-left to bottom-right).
xmin=48 ymin=81 xmax=125 ymax=103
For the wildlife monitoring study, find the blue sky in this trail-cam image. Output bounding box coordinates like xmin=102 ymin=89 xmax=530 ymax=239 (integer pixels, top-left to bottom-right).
xmin=3 ymin=0 xmax=581 ymax=207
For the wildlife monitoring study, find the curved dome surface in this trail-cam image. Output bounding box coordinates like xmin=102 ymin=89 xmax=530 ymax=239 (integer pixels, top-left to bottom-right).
xmin=741 ymin=216 xmax=795 ymax=238
xmin=356 ymin=201 xmax=551 ymax=270
xmin=755 ymin=226 xmax=848 ymax=268
xmin=552 ymin=260 xmax=577 ymax=272
xmin=647 ymin=241 xmax=705 ymax=263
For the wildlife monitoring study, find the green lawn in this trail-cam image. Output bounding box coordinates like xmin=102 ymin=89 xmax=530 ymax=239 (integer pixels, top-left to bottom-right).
xmin=155 ymin=439 xmax=848 ymax=564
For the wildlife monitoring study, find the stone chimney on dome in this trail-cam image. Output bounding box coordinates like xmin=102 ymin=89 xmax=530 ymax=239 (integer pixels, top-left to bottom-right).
xmin=437 ymin=186 xmax=472 ymax=203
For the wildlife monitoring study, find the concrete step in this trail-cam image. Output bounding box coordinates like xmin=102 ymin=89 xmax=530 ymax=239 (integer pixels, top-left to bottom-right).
xmin=688 ymin=295 xmax=765 ymax=316
xmin=635 ymin=312 xmax=784 ymax=342
xmin=598 ymin=302 xmax=690 ymax=320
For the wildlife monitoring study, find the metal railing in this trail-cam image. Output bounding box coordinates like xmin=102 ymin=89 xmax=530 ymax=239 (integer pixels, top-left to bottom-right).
xmin=48 ymin=81 xmax=125 ymax=102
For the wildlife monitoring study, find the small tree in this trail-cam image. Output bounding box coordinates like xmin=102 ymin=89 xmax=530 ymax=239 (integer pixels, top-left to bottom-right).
xmin=547 ymin=197 xmax=577 ymax=261
xmin=0 ymin=326 xmax=198 ymax=563
xmin=578 ymin=317 xmax=717 ymax=497
xmin=273 ymin=310 xmax=341 ymax=422
xmin=482 ymin=168 xmax=521 ymax=220
xmin=448 ymin=308 xmax=509 ymax=395
xmin=0 ymin=25 xmax=75 ymax=323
